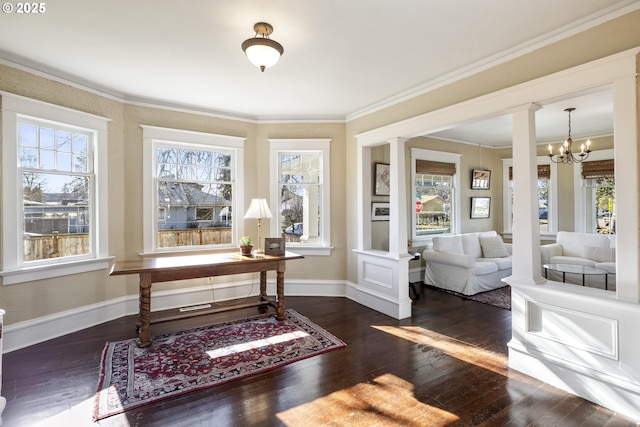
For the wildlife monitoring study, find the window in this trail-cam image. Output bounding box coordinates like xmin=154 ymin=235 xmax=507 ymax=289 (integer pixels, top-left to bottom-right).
xmin=582 ymin=159 xmax=615 ymax=234
xmin=142 ymin=126 xmax=245 ymax=254
xmin=269 ymin=139 xmax=331 ymax=255
xmin=411 ymin=149 xmax=461 ymax=244
xmin=1 ymin=93 xmax=110 ymax=285
xmin=502 ymin=158 xmax=557 ymax=237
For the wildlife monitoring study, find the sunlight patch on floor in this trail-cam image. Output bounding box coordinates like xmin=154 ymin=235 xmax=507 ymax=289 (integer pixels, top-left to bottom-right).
xmin=206 ymin=330 xmax=309 ymax=359
xmin=277 ymin=373 xmax=459 ymax=426
xmin=373 ymin=325 xmax=508 ymax=376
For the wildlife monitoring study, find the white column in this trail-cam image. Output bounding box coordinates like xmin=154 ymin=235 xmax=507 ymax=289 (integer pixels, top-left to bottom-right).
xmin=356 ymin=145 xmax=372 ymax=250
xmin=510 ymin=104 xmax=545 ymax=285
xmin=613 ymin=75 xmax=639 ymax=302
xmin=388 ymin=137 xmax=408 ymax=257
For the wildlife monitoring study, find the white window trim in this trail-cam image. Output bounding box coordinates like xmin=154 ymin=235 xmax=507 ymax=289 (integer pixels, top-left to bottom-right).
xmin=268 ymin=138 xmax=332 ymax=256
xmin=141 ymin=125 xmax=245 ymax=256
xmin=1 ymin=92 xmax=111 ymax=285
xmin=410 ymin=148 xmax=461 ymax=247
xmin=573 ymin=148 xmax=614 ymax=233
xmin=502 ymin=155 xmax=558 ymax=240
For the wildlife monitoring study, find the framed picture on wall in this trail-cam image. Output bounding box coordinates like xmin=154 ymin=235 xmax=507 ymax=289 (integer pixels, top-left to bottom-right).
xmin=374 ymin=163 xmax=390 ymax=196
xmin=471 ymin=169 xmax=491 ymax=189
xmin=470 ymin=197 xmax=491 ymax=219
xmin=372 ymin=202 xmax=390 ymax=221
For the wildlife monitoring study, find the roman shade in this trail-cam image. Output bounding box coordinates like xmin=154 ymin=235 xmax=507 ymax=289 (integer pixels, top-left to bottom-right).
xmin=416 ymin=160 xmax=456 ymax=176
xmin=582 ymin=159 xmax=614 ymax=179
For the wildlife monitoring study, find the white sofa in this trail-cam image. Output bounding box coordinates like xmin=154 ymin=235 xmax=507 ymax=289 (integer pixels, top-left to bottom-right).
xmin=422 ymin=231 xmax=512 ymax=295
xmin=540 ymin=231 xmax=616 ymax=281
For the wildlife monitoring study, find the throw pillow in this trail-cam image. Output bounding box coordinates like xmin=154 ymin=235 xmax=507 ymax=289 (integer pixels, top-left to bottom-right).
xmin=479 ymin=235 xmax=508 ymax=258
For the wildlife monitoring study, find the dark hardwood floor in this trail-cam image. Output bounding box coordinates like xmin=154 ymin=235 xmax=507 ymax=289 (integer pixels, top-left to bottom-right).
xmin=3 ymin=285 xmax=639 ymax=426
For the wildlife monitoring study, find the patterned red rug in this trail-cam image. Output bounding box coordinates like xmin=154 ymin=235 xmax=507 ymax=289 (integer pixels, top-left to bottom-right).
xmin=93 ymin=309 xmax=346 ymax=420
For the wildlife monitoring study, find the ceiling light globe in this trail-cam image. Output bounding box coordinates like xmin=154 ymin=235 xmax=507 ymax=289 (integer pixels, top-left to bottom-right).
xmin=242 ymin=38 xmax=284 ymax=72
xmin=241 ymin=22 xmax=284 ymax=72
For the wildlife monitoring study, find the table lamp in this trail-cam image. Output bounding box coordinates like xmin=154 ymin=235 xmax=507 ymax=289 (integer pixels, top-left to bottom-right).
xmin=244 ymin=198 xmax=272 ymax=254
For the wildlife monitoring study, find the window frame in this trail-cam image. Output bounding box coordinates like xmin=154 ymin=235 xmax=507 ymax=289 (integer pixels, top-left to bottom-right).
xmin=268 ymin=138 xmax=332 ymax=256
xmin=573 ymin=148 xmax=614 ymax=233
xmin=142 ymin=125 xmax=245 ymax=256
xmin=1 ymin=93 xmax=110 ymax=285
xmin=410 ymin=148 xmax=461 ymax=246
xmin=502 ymin=156 xmax=558 ymax=239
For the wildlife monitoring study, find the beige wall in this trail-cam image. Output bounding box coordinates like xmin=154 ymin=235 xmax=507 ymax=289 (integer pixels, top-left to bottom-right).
xmin=1 ymin=8 xmax=639 ymax=325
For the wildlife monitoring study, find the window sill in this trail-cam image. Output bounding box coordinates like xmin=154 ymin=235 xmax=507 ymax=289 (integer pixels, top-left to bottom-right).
xmin=139 ymin=246 xmax=237 ymax=258
xmin=284 ymin=245 xmax=333 ymax=256
xmin=0 ymin=256 xmax=114 ymax=285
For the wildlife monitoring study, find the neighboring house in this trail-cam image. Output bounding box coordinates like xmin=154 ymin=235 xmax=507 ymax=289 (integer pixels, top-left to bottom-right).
xmin=156 ymin=182 xmax=232 ymax=230
xmin=24 ymin=195 xmax=89 ymax=234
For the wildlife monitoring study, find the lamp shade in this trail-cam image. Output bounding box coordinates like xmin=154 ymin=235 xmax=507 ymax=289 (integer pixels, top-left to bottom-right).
xmin=244 ymin=198 xmax=273 ymax=219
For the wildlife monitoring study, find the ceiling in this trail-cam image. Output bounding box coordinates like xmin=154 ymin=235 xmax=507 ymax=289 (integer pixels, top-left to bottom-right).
xmin=1 ymin=0 xmax=637 ymax=146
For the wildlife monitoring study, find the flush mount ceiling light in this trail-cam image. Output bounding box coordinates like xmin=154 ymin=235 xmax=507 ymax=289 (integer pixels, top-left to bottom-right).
xmin=241 ymin=22 xmax=284 ymax=72
xmin=548 ymin=107 xmax=592 ymax=164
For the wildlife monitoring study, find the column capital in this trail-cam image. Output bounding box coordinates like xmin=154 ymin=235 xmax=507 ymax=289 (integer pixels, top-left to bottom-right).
xmin=507 ymin=103 xmax=543 ymax=114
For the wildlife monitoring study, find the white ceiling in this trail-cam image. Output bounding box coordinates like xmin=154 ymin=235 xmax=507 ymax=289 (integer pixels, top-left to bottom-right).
xmin=1 ymin=0 xmax=637 ymax=145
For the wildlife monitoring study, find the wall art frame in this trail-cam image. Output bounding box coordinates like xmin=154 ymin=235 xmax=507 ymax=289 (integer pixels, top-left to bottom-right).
xmin=374 ymin=163 xmax=390 ymax=196
xmin=372 ymin=202 xmax=390 ymax=221
xmin=470 ymin=197 xmax=491 ymax=219
xmin=471 ymin=169 xmax=491 ymax=190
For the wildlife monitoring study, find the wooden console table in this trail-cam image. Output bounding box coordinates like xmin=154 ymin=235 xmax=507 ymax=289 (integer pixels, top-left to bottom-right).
xmin=109 ymin=251 xmax=304 ymax=348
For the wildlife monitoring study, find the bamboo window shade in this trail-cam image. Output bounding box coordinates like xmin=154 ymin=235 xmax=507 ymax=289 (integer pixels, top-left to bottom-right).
xmin=581 ymin=159 xmax=615 ymax=179
xmin=416 ymin=160 xmax=456 ymax=176
xmin=508 ymin=165 xmax=551 ymax=180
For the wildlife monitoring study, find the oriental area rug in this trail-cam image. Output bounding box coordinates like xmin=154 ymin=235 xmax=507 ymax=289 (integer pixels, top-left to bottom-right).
xmin=93 ymin=309 xmax=346 ymax=421
xmin=426 ymin=284 xmax=511 ymax=310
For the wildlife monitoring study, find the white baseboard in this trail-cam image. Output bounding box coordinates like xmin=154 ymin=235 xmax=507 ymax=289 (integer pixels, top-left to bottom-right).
xmin=3 ymin=279 xmax=347 ymax=353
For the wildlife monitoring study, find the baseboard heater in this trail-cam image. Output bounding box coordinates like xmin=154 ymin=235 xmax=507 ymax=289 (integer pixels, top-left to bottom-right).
xmin=179 ymin=304 xmax=212 ymax=313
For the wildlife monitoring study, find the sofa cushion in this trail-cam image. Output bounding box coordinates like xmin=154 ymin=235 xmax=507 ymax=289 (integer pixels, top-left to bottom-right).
xmin=583 ymin=245 xmax=616 ymax=262
xmin=479 ymin=235 xmax=508 ymax=258
xmin=462 ymin=233 xmax=483 ymax=258
xmin=556 ymin=231 xmax=611 ymax=258
xmin=433 ymin=235 xmax=464 ymax=254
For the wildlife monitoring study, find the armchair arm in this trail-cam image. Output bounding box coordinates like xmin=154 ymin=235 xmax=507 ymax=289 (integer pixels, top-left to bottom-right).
xmin=540 ymin=243 xmax=562 ymax=265
xmin=423 ymin=249 xmax=476 ymax=269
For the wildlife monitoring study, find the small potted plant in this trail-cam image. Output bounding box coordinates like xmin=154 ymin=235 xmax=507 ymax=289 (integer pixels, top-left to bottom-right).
xmin=239 ymin=236 xmax=253 ymax=256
